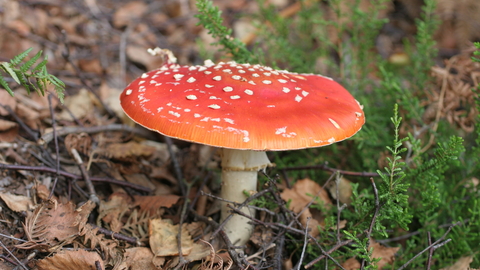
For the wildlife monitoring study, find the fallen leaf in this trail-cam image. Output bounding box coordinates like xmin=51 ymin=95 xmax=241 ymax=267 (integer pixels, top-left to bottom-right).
xmin=280 ymin=178 xmax=332 ymax=213
xmin=440 ymin=256 xmax=474 ymax=270
xmin=117 ymin=247 xmax=157 ymax=270
xmin=0 ymin=119 xmax=19 ymax=142
xmin=105 ymin=141 xmax=155 ymax=159
xmin=327 ymin=176 xmax=353 ymax=205
xmin=99 ymin=192 xmax=132 ymax=232
xmin=134 ymin=194 xmax=180 ymax=213
xmin=36 ymin=249 xmax=104 ymax=270
xmin=0 ymin=192 xmax=33 ymax=212
xmin=342 ymin=239 xmax=400 ymax=270
xmin=149 ymin=218 xmax=193 ymax=257
xmin=58 ymin=89 xmax=94 ymax=121
xmin=113 ymin=1 xmax=148 ymax=28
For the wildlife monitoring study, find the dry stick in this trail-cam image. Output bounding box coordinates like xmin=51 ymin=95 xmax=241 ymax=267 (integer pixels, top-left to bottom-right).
xmin=360 ymin=178 xmax=380 ymax=269
xmin=48 ymin=94 xmax=61 ymax=200
xmin=95 ymin=260 xmax=102 ymax=270
xmin=295 ymin=217 xmax=311 ymax=270
xmin=0 ymin=240 xmax=28 ymax=270
xmin=280 ymin=163 xmax=378 ymax=178
xmin=426 ymin=231 xmax=433 ymax=270
xmin=164 ymin=136 xmax=185 ymax=196
xmin=41 ymin=124 xmax=157 ymax=144
xmin=71 ymin=148 xmax=99 ymax=204
xmin=0 ymin=163 xmax=152 ymax=192
xmin=397 ymin=222 xmax=459 ymax=270
xmin=335 ymin=172 xmax=347 ymax=243
xmin=173 ymin=183 xmax=194 ymax=270
xmin=91 ymin=225 xmax=139 ymax=246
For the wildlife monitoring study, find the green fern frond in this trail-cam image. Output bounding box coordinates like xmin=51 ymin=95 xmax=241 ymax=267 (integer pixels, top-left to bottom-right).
xmin=20 ymin=50 xmax=43 ymax=73
xmin=10 ymin=48 xmax=32 ymax=66
xmin=0 ymin=48 xmax=65 ymax=103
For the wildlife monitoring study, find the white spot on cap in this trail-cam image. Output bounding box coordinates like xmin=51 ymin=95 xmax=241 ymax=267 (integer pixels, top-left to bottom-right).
xmin=263 ymin=72 xmax=271 ymax=76
xmin=302 ymin=91 xmax=309 ymax=97
xmin=204 ymin=71 xmax=212 ymax=74
xmin=222 ymin=69 xmax=232 ymax=73
xmin=208 ymin=104 xmax=221 ymax=109
xmin=223 ymin=86 xmax=233 ymax=92
xmin=139 ymin=80 xmax=145 ymax=85
xmin=209 ymin=96 xmax=219 ymax=99
xmin=186 ymin=95 xmax=197 ymax=100
xmin=248 ymin=81 xmax=256 ymax=85
xmin=189 ymin=66 xmax=197 ymax=71
xmin=295 ymin=87 xmax=301 ymax=90
xmin=157 ymin=107 xmax=163 ymax=112
xmin=141 ymin=73 xmax=149 ymax=78
xmin=205 ymin=84 xmax=214 ymax=88
xmin=248 ymin=68 xmax=255 ymax=71
xmin=198 ymin=66 xmax=207 ymax=72
xmin=263 ymin=80 xmax=272 ymax=84
xmin=166 ymin=102 xmax=172 ymax=106
xmin=184 ymin=109 xmax=191 ymax=112
xmin=252 ymin=73 xmax=260 ymax=77
xmin=356 ymin=100 xmax=364 ymax=110
xmin=211 ymin=118 xmax=220 ymax=122
xmin=224 ymin=118 xmax=234 ymax=124
xmin=238 ymin=70 xmax=246 ymax=73
xmin=275 ymin=127 xmax=286 ymax=135
xmin=232 ymin=75 xmax=241 ymax=80
xmin=213 ymin=76 xmax=222 ymax=81
xmin=244 ymin=89 xmax=253 ymax=95
xmin=355 ymin=112 xmax=363 ymax=117
xmin=194 ymin=113 xmax=201 ymax=118
xmin=150 ymin=80 xmax=158 ymax=84
xmin=173 ymin=74 xmax=184 ymax=80
xmin=271 ymin=71 xmax=279 ymax=75
xmin=328 ymin=137 xmax=336 ymax=143
xmin=204 ymin=59 xmax=215 ymax=67
xmin=329 ymin=118 xmax=341 ymax=129
xmin=282 ymin=87 xmax=290 ymax=93
xmin=295 ymin=95 xmax=302 ymax=102
xmin=267 ymin=105 xmax=275 ymax=107
xmin=293 ymin=75 xmax=306 ymax=80
xmin=230 ymin=95 xmax=241 ymax=99
xmin=187 ymin=77 xmax=196 ymax=83
xmin=125 ymin=89 xmax=133 ymax=95
xmin=278 ymin=79 xmax=287 ymax=83
xmin=168 ymin=111 xmax=181 ymax=117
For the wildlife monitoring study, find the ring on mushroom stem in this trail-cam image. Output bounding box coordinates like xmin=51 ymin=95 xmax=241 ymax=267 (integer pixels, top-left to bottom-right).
xmin=120 ymin=48 xmax=365 ymax=246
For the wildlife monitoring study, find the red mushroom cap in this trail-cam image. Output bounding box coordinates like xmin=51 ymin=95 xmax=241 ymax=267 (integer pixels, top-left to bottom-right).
xmin=120 ymin=60 xmax=365 ymax=150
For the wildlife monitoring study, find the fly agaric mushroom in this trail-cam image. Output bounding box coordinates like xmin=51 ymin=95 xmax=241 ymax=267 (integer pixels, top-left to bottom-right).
xmin=120 ymin=48 xmax=365 ymax=246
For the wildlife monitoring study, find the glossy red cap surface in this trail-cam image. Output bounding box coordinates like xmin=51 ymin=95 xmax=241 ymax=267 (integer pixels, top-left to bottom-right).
xmin=120 ymin=60 xmax=365 ymax=150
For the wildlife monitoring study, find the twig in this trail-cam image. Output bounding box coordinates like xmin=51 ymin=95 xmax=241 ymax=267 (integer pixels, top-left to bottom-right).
xmin=71 ymin=148 xmax=99 ymax=204
xmin=164 ymin=136 xmax=185 ymax=196
xmin=48 ymin=94 xmax=61 ymax=200
xmin=0 ymin=240 xmax=28 ymax=270
xmin=40 ymin=124 xmax=158 ymax=144
xmin=0 ymin=163 xmax=152 ymax=192
xmin=397 ymin=222 xmax=459 ymax=270
xmin=280 ymin=163 xmax=378 ymax=178
xmin=92 ymin=225 xmax=140 ymax=246
xmin=426 ymin=232 xmax=432 ymax=270
xmin=360 ymin=177 xmax=380 ymax=269
xmin=295 ymin=217 xmax=311 ymax=270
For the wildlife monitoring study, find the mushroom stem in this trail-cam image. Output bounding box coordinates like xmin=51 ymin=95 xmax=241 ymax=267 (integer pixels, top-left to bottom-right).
xmin=220 ymin=149 xmax=271 ymax=246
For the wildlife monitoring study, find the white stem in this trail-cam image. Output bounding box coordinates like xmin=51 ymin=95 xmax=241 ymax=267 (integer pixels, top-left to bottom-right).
xmin=220 ymin=149 xmax=271 ymax=246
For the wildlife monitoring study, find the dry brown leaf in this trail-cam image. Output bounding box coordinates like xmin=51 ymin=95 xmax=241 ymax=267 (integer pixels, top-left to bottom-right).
xmin=117 ymin=247 xmax=157 ymax=270
xmin=342 ymin=239 xmax=400 ymax=270
xmin=0 ymin=192 xmax=34 ymax=212
xmin=105 ymin=141 xmax=155 ymax=159
xmin=16 ymin=200 xmax=95 ymax=250
xmin=0 ymin=119 xmax=19 ymax=142
xmin=280 ymin=178 xmax=332 ymax=213
xmin=149 ymin=218 xmax=193 ymax=258
xmin=0 ymin=91 xmax=17 ymax=116
xmin=134 ymin=195 xmax=180 ymax=214
xmin=327 ymin=176 xmax=353 ymax=205
xmin=36 ymin=249 xmax=104 ymax=270
xmin=440 ymin=256 xmax=474 ymax=270
xmin=124 ymin=173 xmax=156 ymax=191
xmin=98 ymin=192 xmax=132 ymax=232
xmin=58 ymin=89 xmax=94 ymax=121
